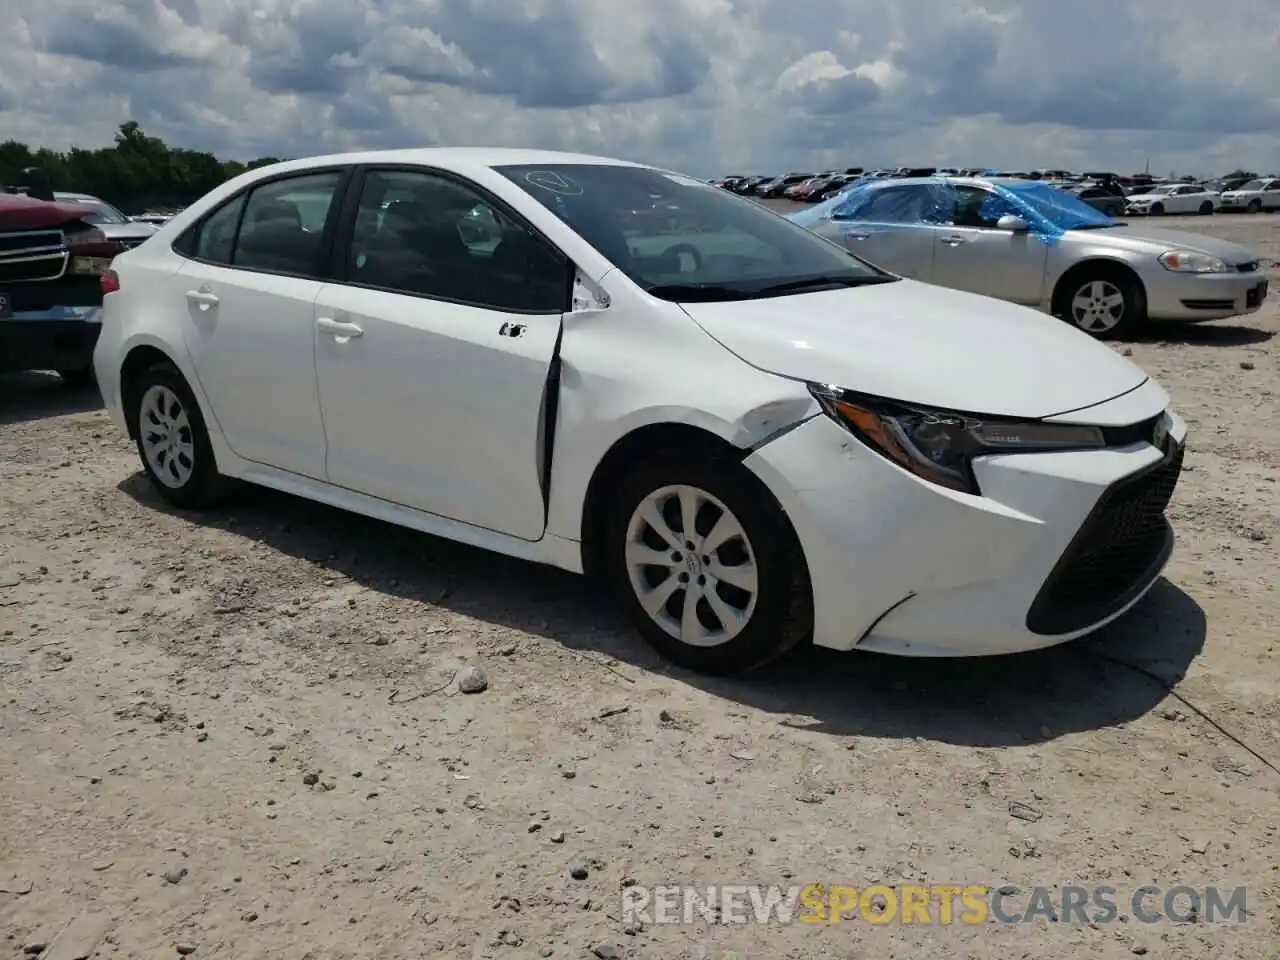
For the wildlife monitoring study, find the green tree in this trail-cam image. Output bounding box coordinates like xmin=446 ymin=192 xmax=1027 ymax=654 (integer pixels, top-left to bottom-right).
xmin=0 ymin=122 xmax=283 ymax=214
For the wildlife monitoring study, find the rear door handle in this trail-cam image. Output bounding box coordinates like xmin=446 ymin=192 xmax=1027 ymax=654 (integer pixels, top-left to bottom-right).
xmin=498 ymin=322 xmax=526 ymax=338
xmin=940 ymin=236 xmax=966 ymax=247
xmin=185 ymin=289 xmax=219 ymax=307
xmin=845 ymin=232 xmax=869 ymax=240
xmin=317 ymin=317 xmax=364 ymax=339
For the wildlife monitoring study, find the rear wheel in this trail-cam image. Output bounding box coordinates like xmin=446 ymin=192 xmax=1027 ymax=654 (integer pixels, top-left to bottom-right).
xmin=1060 ymin=269 xmax=1144 ymax=340
xmin=604 ymin=456 xmax=811 ymax=675
xmin=1199 ymin=200 xmax=1214 ymax=215
xmin=129 ymin=362 xmax=229 ymax=509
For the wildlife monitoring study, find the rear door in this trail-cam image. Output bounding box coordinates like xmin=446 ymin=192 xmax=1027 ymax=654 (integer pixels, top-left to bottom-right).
xmin=313 ymin=166 xmax=571 ymax=541
xmin=825 ymin=184 xmax=939 ymax=280
xmin=1264 ymin=180 xmax=1280 ymax=211
xmin=175 ymin=168 xmax=348 ymax=479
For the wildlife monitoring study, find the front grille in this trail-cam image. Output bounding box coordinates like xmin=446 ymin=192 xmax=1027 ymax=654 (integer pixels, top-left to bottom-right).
xmin=1100 ymin=415 xmax=1160 ymax=448
xmin=0 ymin=229 xmax=69 ymax=282
xmin=0 ymin=229 xmax=64 ymax=256
xmin=1236 ymin=261 xmax=1259 ymax=273
xmin=1026 ymin=442 xmax=1184 ymax=635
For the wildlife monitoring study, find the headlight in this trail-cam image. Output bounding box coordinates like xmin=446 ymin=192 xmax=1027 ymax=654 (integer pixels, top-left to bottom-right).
xmin=808 ymin=385 xmax=1105 ymax=494
xmin=1158 ymin=250 xmax=1228 ymax=273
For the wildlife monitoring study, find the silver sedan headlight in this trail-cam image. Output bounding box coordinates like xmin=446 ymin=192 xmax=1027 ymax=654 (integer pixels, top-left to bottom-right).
xmin=1158 ymin=250 xmax=1229 ymax=273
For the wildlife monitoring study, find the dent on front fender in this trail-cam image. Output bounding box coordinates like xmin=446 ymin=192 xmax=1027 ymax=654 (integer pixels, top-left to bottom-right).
xmin=544 ymin=296 xmax=822 ymax=543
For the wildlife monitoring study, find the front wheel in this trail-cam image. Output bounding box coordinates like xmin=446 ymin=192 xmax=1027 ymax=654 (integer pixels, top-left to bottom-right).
xmin=1149 ymin=202 xmax=1165 ymax=215
xmin=604 ymin=457 xmax=811 ymax=675
xmin=1248 ymin=199 xmax=1262 ymax=214
xmin=1063 ymin=272 xmax=1143 ymax=340
xmin=129 ymin=362 xmax=229 ymax=509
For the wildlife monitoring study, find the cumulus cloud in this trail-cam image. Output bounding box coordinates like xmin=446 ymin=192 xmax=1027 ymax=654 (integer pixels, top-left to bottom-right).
xmin=2 ymin=0 xmax=1277 ymax=176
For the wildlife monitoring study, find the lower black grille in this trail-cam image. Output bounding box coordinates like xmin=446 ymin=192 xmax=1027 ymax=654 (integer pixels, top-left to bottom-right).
xmin=1181 ymin=298 xmax=1234 ymax=310
xmin=1026 ymin=442 xmax=1184 ymax=635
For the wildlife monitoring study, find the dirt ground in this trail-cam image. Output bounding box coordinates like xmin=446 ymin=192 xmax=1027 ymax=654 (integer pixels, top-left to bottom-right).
xmin=2 ymin=212 xmax=1278 ymax=960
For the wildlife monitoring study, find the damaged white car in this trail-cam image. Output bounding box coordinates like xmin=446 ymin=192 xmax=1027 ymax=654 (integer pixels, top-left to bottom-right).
xmin=94 ymin=149 xmax=1186 ymax=674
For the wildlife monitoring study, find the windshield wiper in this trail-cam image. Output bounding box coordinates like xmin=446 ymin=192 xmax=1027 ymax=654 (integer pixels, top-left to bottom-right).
xmin=753 ymin=274 xmax=897 ymax=295
xmin=646 ymin=283 xmax=751 ymax=301
xmin=1073 ymin=222 xmax=1126 ymax=230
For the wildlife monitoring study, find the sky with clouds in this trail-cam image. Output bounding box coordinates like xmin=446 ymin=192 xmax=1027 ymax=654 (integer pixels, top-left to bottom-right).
xmin=3 ymin=0 xmax=1278 ymax=178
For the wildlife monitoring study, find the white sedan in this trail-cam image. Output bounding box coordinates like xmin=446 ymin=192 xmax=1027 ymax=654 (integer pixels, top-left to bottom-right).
xmin=93 ymin=148 xmax=1187 ymax=673
xmin=1123 ymin=183 xmax=1219 ymax=216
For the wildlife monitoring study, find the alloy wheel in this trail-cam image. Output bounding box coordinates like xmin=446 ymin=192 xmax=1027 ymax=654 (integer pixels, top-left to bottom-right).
xmin=623 ymin=484 xmax=759 ymax=647
xmin=139 ymin=384 xmax=196 ymax=488
xmin=1070 ymin=280 xmax=1126 ymax=334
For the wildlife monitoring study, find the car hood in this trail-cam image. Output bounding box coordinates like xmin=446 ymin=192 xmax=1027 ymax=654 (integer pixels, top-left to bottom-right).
xmin=1075 ymin=223 xmax=1257 ymax=263
xmin=1221 ymin=190 xmax=1262 ymax=199
xmin=0 ymin=193 xmax=95 ymax=230
xmin=679 ymin=279 xmax=1148 ymax=419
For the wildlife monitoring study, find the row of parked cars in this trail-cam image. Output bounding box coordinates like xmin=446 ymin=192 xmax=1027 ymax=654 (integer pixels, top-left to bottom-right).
xmin=0 ymin=148 xmax=1269 ymax=677
xmin=714 ymin=169 xmax=1280 ymax=217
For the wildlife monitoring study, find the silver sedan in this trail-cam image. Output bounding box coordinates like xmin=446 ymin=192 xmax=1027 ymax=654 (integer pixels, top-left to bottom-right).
xmin=792 ymin=177 xmax=1269 ymax=339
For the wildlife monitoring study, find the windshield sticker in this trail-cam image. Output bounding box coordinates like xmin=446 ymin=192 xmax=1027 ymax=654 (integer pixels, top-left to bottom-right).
xmin=524 ymin=171 xmax=584 ymax=196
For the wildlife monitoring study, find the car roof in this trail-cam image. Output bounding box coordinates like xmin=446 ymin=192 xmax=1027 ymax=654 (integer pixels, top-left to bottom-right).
xmin=241 ymin=147 xmax=652 ymax=180
xmin=855 ymin=175 xmax=1033 ymax=190
xmin=53 ymin=191 xmax=103 ymax=204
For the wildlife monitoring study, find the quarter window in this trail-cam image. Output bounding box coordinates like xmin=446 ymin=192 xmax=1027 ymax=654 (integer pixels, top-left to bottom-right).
xmin=233 ymin=172 xmax=343 ymax=277
xmin=191 ymin=195 xmax=245 ymax=264
xmin=343 ymin=169 xmax=568 ymax=313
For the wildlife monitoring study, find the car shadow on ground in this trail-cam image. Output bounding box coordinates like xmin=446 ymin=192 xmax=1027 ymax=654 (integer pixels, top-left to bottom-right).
xmin=118 ymin=477 xmax=1207 ymax=749
xmin=0 ymin=372 xmax=104 ymax=426
xmin=1135 ymin=323 xmax=1274 ymax=346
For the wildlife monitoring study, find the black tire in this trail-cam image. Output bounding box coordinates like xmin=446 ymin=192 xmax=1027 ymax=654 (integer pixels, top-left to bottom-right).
xmin=603 ymin=455 xmax=811 ymax=675
xmin=1248 ymin=199 xmax=1261 ymax=214
xmin=128 ymin=361 xmax=229 ymax=509
xmin=1199 ymin=200 xmax=1214 ymax=215
xmin=57 ymin=367 xmax=96 ymax=389
xmin=1057 ymin=267 xmax=1145 ymax=341
xmin=1149 ymin=202 xmax=1165 ymax=216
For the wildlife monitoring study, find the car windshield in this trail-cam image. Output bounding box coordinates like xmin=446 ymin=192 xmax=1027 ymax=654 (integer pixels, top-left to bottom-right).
xmin=75 ymin=201 xmax=131 ymax=225
xmin=997 ymin=181 xmax=1119 ymax=230
xmin=494 ymin=163 xmax=890 ymax=301
xmin=1238 ymin=180 xmax=1265 ymax=191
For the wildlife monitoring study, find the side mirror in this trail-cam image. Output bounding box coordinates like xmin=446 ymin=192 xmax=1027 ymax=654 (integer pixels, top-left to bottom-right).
xmin=997 ymin=214 xmax=1030 ymax=232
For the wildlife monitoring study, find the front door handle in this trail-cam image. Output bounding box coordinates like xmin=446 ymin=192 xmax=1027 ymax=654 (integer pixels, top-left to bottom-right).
xmin=185 ymin=289 xmax=219 ymax=307
xmin=844 ymin=232 xmax=869 ymax=240
xmin=317 ymin=317 xmax=364 ymax=339
xmin=498 ymin=322 xmax=527 ymax=338
xmin=940 ymin=236 xmax=967 ymax=247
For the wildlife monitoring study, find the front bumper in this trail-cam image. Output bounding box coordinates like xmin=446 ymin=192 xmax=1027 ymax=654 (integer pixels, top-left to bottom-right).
xmin=0 ymin=307 xmax=102 ymax=374
xmin=1142 ymin=267 xmax=1268 ymax=321
xmin=743 ymin=385 xmax=1187 ymax=657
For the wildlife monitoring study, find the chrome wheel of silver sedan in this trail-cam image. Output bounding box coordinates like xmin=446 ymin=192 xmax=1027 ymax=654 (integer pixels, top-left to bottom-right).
xmin=139 ymin=384 xmax=196 ymax=488
xmin=1069 ymin=280 xmax=1127 ymax=334
xmin=624 ymin=484 xmax=759 ymax=647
